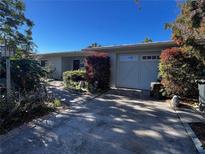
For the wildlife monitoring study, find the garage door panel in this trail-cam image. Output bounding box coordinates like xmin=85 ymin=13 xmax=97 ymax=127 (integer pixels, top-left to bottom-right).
xmin=117 ymin=54 xmax=159 ymax=90
xmin=117 ymin=61 xmax=140 ymax=89
xmin=139 ymin=62 xmax=159 ymax=89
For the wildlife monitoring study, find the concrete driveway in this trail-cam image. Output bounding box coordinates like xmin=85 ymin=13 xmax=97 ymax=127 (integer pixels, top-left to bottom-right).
xmin=0 ymin=89 xmax=197 ymax=154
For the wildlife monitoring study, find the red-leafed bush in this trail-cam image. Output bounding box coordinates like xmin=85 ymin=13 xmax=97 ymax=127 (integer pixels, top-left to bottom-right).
xmin=159 ymin=47 xmax=204 ymax=98
xmin=85 ymin=52 xmax=110 ymax=92
xmin=160 ymin=47 xmax=183 ymax=63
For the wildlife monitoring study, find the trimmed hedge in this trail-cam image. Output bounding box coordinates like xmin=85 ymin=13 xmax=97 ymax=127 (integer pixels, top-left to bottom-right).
xmin=63 ymin=70 xmax=86 ymax=90
xmin=85 ymin=52 xmax=110 ymax=92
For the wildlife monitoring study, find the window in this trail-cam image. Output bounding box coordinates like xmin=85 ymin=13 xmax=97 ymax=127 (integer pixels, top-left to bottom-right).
xmin=119 ymin=55 xmax=138 ymax=62
xmin=141 ymin=55 xmax=160 ymax=61
xmin=142 ymin=56 xmax=147 ymax=60
xmin=152 ymin=56 xmax=156 ymax=59
xmin=41 ymin=60 xmax=48 ymax=67
xmin=73 ymin=60 xmax=80 ymax=70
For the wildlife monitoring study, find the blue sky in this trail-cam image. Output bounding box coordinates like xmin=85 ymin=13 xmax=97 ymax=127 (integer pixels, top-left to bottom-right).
xmin=24 ymin=0 xmax=180 ymax=53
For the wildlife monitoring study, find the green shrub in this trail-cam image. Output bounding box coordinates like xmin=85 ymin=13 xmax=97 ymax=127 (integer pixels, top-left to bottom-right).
xmin=85 ymin=52 xmax=110 ymax=92
xmin=159 ymin=47 xmax=204 ymax=98
xmin=63 ymin=70 xmax=86 ymax=90
xmin=0 ymin=58 xmax=47 ymax=93
xmin=0 ymin=58 xmax=48 ymax=123
xmin=53 ymin=99 xmax=61 ymax=107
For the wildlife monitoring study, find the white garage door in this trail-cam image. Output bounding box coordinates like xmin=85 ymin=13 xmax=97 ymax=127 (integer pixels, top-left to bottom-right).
xmin=116 ymin=54 xmax=160 ymax=90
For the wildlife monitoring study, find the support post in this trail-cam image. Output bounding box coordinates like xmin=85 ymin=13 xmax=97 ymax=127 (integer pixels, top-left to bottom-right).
xmin=6 ymin=57 xmax=11 ymax=101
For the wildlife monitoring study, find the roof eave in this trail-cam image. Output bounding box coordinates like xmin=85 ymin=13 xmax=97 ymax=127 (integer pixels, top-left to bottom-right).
xmin=37 ymin=51 xmax=84 ymax=57
xmin=83 ymin=41 xmax=176 ymax=51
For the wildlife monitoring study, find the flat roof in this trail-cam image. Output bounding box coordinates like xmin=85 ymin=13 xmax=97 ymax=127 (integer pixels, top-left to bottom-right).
xmin=38 ymin=41 xmax=176 ymax=57
xmin=39 ymin=39 xmax=205 ymax=56
xmin=83 ymin=40 xmax=176 ymax=51
xmin=37 ymin=51 xmax=84 ymax=57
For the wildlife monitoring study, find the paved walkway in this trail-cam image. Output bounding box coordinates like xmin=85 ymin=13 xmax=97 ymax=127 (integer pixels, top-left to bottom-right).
xmin=0 ymin=86 xmax=197 ymax=154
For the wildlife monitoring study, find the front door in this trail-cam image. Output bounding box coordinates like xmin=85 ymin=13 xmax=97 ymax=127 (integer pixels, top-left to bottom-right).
xmin=73 ymin=60 xmax=80 ymax=70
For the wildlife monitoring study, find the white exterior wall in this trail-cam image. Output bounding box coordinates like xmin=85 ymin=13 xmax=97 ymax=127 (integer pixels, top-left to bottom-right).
xmin=46 ymin=56 xmax=62 ymax=79
xmin=107 ymin=52 xmax=117 ymax=88
xmin=62 ymin=56 xmax=84 ymax=73
xmin=41 ymin=55 xmax=84 ymax=79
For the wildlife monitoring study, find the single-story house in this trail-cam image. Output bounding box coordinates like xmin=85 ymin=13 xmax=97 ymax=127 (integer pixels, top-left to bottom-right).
xmin=39 ymin=41 xmax=175 ymax=90
xmin=39 ymin=51 xmax=86 ymax=79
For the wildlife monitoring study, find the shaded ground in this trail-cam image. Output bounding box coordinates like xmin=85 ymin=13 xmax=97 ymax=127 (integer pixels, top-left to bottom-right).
xmin=0 ymin=105 xmax=54 ymax=135
xmin=0 ymin=86 xmax=197 ymax=154
xmin=190 ymin=122 xmax=205 ymax=148
xmin=175 ymin=100 xmax=205 ymax=152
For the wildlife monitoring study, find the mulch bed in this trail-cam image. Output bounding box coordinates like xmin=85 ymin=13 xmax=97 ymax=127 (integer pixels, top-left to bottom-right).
xmin=0 ymin=102 xmax=71 ymax=135
xmin=181 ymin=99 xmax=198 ymax=108
xmin=190 ymin=122 xmax=205 ymax=148
xmin=0 ymin=106 xmax=54 ymax=135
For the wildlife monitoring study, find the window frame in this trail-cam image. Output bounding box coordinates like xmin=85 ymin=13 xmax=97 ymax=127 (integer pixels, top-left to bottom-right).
xmin=141 ymin=55 xmax=160 ymax=61
xmin=40 ymin=60 xmax=48 ymax=67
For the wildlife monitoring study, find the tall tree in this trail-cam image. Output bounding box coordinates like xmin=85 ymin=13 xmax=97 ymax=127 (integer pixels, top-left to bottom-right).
xmin=0 ymin=0 xmax=34 ymax=58
xmin=143 ymin=37 xmax=153 ymax=43
xmin=165 ymin=0 xmax=205 ymax=63
xmin=88 ymin=42 xmax=102 ymax=48
xmin=159 ymin=0 xmax=205 ymax=98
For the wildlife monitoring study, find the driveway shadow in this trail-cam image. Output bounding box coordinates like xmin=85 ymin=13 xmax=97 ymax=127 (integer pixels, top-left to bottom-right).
xmin=0 ymin=88 xmax=198 ymax=154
